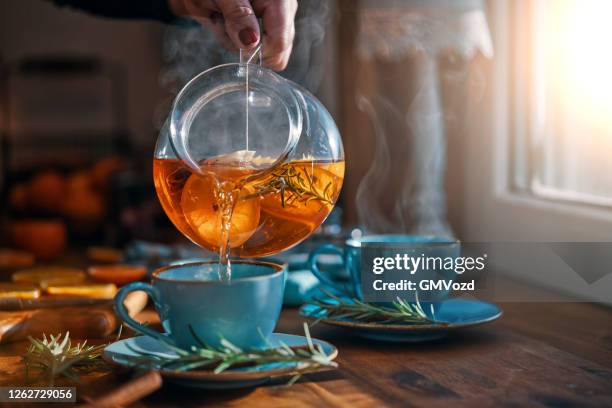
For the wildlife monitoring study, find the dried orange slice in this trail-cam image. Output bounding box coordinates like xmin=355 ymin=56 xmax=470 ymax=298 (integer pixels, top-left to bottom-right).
xmin=181 ymin=173 xmax=260 ymax=248
xmin=45 ymin=283 xmax=117 ymax=299
xmin=0 ymin=249 xmax=35 ymax=269
xmin=0 ymin=283 xmax=41 ymax=299
xmin=12 ymin=267 xmax=86 ymax=286
xmin=87 ymin=247 xmax=124 ymax=263
xmin=88 ymin=264 xmax=146 ymax=286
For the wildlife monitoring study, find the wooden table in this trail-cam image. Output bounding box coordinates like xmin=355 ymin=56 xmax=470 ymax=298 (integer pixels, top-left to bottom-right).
xmin=1 ymin=298 xmax=611 ymax=406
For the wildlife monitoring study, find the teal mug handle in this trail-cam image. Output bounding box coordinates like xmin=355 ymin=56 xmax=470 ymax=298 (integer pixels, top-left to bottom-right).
xmin=114 ymin=282 xmax=171 ymax=345
xmin=308 ymin=244 xmax=347 ymax=293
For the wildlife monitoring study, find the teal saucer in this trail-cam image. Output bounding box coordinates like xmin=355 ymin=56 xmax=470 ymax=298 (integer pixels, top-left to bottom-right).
xmin=103 ymin=333 xmax=338 ymax=389
xmin=300 ymin=298 xmax=502 ymax=342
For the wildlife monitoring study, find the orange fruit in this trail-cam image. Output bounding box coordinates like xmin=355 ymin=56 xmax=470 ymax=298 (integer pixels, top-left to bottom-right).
xmin=181 ymin=173 xmax=260 ymax=248
xmin=91 ymin=156 xmax=124 ymax=190
xmin=11 ymin=220 xmax=67 ymax=260
xmin=44 ymin=283 xmax=117 ymax=299
xmin=61 ymin=189 xmax=105 ymax=233
xmin=13 ymin=267 xmax=85 ymax=286
xmin=0 ymin=283 xmax=40 ymax=299
xmin=66 ymin=171 xmax=93 ymax=192
xmin=28 ymin=170 xmax=66 ymax=212
xmin=62 ymin=189 xmax=105 ymax=220
xmin=88 ymin=264 xmax=146 ymax=286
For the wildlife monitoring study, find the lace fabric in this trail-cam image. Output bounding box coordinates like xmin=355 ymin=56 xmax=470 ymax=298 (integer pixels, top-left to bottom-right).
xmin=357 ymin=9 xmax=493 ymax=61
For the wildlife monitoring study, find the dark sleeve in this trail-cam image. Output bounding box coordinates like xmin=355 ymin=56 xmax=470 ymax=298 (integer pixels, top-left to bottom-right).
xmin=53 ymin=0 xmax=176 ymax=23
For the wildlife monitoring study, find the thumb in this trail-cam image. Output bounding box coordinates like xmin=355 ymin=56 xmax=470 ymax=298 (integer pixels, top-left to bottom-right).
xmin=215 ymin=0 xmax=260 ymax=49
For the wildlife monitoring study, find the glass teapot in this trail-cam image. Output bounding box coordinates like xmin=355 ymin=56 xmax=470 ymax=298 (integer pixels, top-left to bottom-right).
xmin=154 ymin=55 xmax=344 ymax=258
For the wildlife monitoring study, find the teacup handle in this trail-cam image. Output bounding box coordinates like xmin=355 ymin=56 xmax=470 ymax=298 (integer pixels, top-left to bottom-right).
xmin=308 ymin=244 xmax=347 ymax=293
xmin=114 ymin=282 xmax=171 ymax=345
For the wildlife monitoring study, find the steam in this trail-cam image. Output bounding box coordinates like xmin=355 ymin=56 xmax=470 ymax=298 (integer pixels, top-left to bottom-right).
xmin=400 ymin=56 xmax=449 ymax=236
xmin=355 ymin=95 xmax=397 ymax=233
xmin=354 ymin=3 xmax=492 ymax=237
xmin=355 ymin=58 xmax=451 ymax=236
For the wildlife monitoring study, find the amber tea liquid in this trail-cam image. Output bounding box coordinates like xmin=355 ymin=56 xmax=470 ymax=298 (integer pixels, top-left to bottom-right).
xmin=153 ymin=158 xmax=344 ymax=267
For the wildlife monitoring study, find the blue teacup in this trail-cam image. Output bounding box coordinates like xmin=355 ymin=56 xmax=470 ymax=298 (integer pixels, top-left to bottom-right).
xmin=309 ymin=234 xmax=460 ymax=301
xmin=114 ymin=260 xmax=285 ymax=350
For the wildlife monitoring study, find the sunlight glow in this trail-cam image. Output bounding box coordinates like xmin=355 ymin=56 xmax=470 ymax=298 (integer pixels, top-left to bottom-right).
xmin=555 ymin=0 xmax=612 ymax=121
xmin=531 ymin=0 xmax=612 ymax=203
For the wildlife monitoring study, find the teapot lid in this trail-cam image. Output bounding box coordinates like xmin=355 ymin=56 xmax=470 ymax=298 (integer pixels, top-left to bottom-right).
xmin=169 ymin=62 xmax=303 ymax=175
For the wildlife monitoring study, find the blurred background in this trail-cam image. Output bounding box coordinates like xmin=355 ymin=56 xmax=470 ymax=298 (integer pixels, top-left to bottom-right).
xmin=0 ymin=0 xmax=167 ymax=257
xmin=1 ymin=0 xmax=611 ymax=298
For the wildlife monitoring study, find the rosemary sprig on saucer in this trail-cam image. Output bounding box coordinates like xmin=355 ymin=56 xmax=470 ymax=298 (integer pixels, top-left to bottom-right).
xmin=23 ymin=332 xmax=109 ymax=385
xmin=310 ymin=291 xmax=441 ymax=325
xmin=125 ymin=323 xmax=337 ymax=382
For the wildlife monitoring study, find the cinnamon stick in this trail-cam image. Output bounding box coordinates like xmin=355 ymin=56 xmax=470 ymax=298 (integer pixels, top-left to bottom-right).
xmin=0 ymin=291 xmax=148 ymax=343
xmin=82 ymin=371 xmax=162 ymax=407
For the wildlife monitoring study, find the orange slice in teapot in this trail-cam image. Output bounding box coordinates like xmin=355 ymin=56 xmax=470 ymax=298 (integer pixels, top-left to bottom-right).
xmin=259 ymin=163 xmax=340 ymax=221
xmin=180 ymin=173 xmax=260 ymax=248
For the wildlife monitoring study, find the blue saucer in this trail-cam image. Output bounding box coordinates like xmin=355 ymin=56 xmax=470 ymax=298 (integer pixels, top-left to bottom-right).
xmin=300 ymin=298 xmax=502 ymax=342
xmin=104 ymin=333 xmax=338 ymax=389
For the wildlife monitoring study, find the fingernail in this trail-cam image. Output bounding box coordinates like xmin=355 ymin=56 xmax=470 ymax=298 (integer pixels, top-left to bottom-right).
xmin=239 ymin=28 xmax=258 ymax=46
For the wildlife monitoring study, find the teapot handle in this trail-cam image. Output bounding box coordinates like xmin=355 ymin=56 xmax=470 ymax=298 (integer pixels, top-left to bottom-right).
xmin=240 ymin=42 xmax=263 ymax=66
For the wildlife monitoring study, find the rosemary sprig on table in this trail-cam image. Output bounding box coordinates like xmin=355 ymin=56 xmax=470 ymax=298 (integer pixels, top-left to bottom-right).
xmin=310 ymin=291 xmax=441 ymax=325
xmin=125 ymin=323 xmax=337 ymax=382
xmin=246 ymin=165 xmax=334 ymax=208
xmin=22 ymin=332 xmax=109 ymax=386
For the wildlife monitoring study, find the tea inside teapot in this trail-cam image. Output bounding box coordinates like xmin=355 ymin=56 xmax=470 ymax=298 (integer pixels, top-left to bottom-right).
xmin=153 ymin=154 xmax=344 ymax=269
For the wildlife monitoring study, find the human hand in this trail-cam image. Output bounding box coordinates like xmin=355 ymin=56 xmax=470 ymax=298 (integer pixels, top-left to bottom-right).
xmin=168 ymin=0 xmax=298 ymax=70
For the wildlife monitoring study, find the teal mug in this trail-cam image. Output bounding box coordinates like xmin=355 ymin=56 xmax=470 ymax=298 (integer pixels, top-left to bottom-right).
xmin=114 ymin=260 xmax=285 ymax=350
xmin=309 ymin=234 xmax=460 ymax=301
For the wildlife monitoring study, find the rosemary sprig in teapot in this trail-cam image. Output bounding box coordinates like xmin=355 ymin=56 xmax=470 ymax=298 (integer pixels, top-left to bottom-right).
xmin=244 ymin=164 xmax=335 ymax=207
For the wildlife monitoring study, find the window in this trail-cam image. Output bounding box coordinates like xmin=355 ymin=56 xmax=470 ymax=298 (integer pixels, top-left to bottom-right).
xmin=512 ymin=0 xmax=612 ymax=208
xmin=462 ymin=0 xmax=612 ymax=242
xmin=459 ymin=0 xmax=612 ymax=301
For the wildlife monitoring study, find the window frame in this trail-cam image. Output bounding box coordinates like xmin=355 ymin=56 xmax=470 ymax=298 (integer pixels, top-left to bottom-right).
xmin=461 ymin=0 xmax=612 ymax=244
